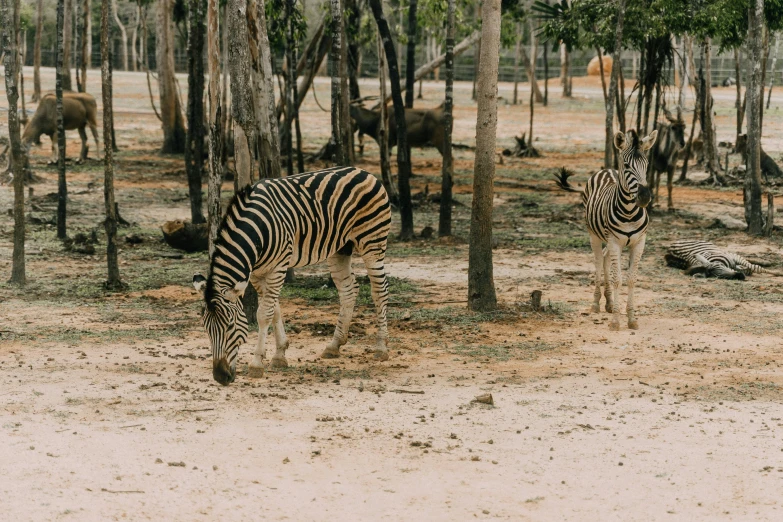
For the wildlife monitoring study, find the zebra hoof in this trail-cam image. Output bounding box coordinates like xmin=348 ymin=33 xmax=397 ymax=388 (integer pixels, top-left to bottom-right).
xmin=270 ymin=356 xmax=288 ymax=369
xmin=247 ymin=365 xmax=265 ymax=378
xmin=321 ymin=347 xmax=340 ymax=359
xmin=608 ymin=321 xmax=620 ymax=331
xmin=591 ymin=304 xmax=601 ymax=313
xmin=373 ymin=349 xmax=390 ymax=361
xmin=628 ymin=320 xmax=639 ymax=330
xmin=605 ymin=304 xmax=613 ymax=313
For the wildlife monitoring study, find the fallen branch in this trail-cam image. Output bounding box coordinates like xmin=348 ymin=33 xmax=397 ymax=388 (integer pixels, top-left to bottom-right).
xmin=179 ymin=408 xmax=215 ymax=413
xmin=119 ymin=424 xmax=143 ymax=429
xmin=101 ymin=488 xmax=144 ymax=494
xmin=391 ymin=389 xmax=425 ymax=394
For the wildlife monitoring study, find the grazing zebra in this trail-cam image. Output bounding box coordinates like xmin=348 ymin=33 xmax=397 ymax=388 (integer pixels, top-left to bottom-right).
xmin=650 ymin=114 xmax=686 ymax=211
xmin=554 ymin=129 xmax=658 ymax=330
xmin=665 ymin=240 xmax=765 ymax=280
xmin=193 ymin=166 xmax=392 ymax=385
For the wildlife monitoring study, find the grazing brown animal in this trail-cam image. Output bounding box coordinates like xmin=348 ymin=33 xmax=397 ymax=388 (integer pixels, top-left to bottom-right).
xmin=349 ymin=103 xmax=447 ymax=155
xmin=22 ymin=91 xmax=100 ymax=163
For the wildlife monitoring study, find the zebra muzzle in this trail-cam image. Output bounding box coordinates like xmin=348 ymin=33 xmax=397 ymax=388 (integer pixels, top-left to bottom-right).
xmin=636 ymin=186 xmax=652 ymax=208
xmin=213 ymin=358 xmax=236 ymax=386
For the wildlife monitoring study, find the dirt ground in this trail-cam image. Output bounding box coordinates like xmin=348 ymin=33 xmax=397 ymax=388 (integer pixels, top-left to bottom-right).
xmin=2 ymin=67 xmax=783 ymax=521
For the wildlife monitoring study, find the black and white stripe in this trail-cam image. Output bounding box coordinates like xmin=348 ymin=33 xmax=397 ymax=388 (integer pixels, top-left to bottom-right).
xmin=194 ymin=166 xmax=392 ymax=385
xmin=665 ymin=240 xmax=765 ymax=280
xmin=555 ymin=129 xmax=658 ymax=330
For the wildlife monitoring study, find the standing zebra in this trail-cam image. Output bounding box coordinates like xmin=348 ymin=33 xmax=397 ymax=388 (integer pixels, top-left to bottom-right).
xmin=193 ymin=166 xmax=392 ymax=385
xmin=555 ymin=129 xmax=658 ymax=330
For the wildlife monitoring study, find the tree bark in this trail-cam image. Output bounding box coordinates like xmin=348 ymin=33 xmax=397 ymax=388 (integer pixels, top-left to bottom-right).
xmin=2 ymin=0 xmax=26 ymax=284
xmin=57 ymin=0 xmax=68 ymax=239
xmin=206 ymin=0 xmax=222 ymax=256
xmin=86 ymin=0 xmax=91 ymax=64
xmin=157 ymin=0 xmax=186 ymax=153
xmin=228 ymin=0 xmax=258 ymax=186
xmin=746 ymin=0 xmax=765 ymax=235
xmin=767 ymin=34 xmax=778 ymax=109
xmin=186 ymin=0 xmax=206 ymax=223
xmin=468 ymin=0 xmax=500 ymax=312
xmin=439 ymin=0 xmax=455 ymax=237
xmin=377 ymin=32 xmax=394 ymax=200
xmin=543 ymin=38 xmax=548 ymax=106
xmin=701 ymin=38 xmax=722 ymax=178
xmin=369 ymin=0 xmax=414 ymax=240
xmin=78 ymin=0 xmax=89 ymax=91
xmin=131 ymin=2 xmax=140 ymax=71
xmin=284 ymin=0 xmax=295 ymax=176
xmin=329 ymin=0 xmax=345 ymax=163
xmin=63 ymin=0 xmax=73 ymax=90
xmin=513 ymin=23 xmax=521 ymax=105
xmin=32 ymin=0 xmax=42 ymax=101
xmin=254 ymin=0 xmax=282 ymax=179
xmin=759 ymin=26 xmax=769 ymax=132
xmin=19 ymin=29 xmax=27 ymax=127
xmin=345 ymin=0 xmax=361 ymax=101
xmin=112 ymin=0 xmax=128 ymax=70
xmin=560 ymin=43 xmax=571 ymax=97
xmin=405 ymin=0 xmax=417 ymax=108
xmin=604 ymin=0 xmax=624 ymax=169
xmin=102 ymin=0 xmax=122 ymax=288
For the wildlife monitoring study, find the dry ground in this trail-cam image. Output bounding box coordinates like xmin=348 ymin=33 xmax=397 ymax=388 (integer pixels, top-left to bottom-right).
xmin=2 ymin=67 xmax=783 ymax=521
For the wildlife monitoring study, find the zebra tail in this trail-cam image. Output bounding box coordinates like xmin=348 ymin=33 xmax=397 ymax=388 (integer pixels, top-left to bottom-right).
xmin=731 ymin=253 xmax=766 ymax=274
xmin=553 ymin=167 xmax=583 ymax=194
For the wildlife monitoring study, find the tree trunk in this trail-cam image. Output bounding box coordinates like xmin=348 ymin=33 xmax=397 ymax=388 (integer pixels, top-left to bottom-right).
xmin=2 ymin=0 xmax=26 ymax=285
xmin=102 ymin=0 xmax=122 ymax=288
xmin=604 ymin=0 xmax=624 ymax=169
xmin=759 ymin=26 xmax=769 ymax=132
xmin=405 ymin=0 xmax=416 ymax=108
xmin=19 ymin=29 xmax=27 ymax=127
xmin=284 ymin=0 xmax=295 ymax=176
xmin=86 ymin=0 xmax=91 ymax=65
xmin=111 ymin=0 xmax=128 ymax=70
xmin=32 ymin=0 xmax=42 ymax=101
xmin=274 ymin=21 xmax=329 ymax=119
xmin=767 ymin=34 xmax=778 ymax=109
xmin=513 ymin=23 xmax=521 ymax=105
xmin=56 ymin=0 xmax=68 ymax=239
xmin=185 ymin=0 xmax=206 ymax=224
xmin=206 ymin=0 xmax=222 ymax=256
xmin=377 ymin=33 xmax=394 ymax=201
xmin=746 ymin=0 xmax=765 ymax=235
xmin=289 ymin=2 xmax=304 ymax=174
xmin=596 ymin=46 xmax=608 ymax=107
xmin=560 ymin=43 xmax=571 ymax=97
xmin=701 ymin=38 xmax=722 ymax=177
xmin=468 ymin=0 xmax=500 ymax=312
xmin=439 ymin=0 xmax=455 ymax=237
xmin=543 ymin=39 xmax=548 ymax=106
xmin=519 ymin=43 xmax=542 ymax=103
xmin=677 ymin=35 xmax=690 ymax=120
xmin=228 ymin=0 xmax=258 ymax=186
xmin=345 ymin=0 xmax=361 ymax=101
xmin=157 ymin=0 xmax=186 ymax=153
xmin=220 ymin=1 xmax=229 ymax=178
xmin=254 ymin=0 xmax=282 ymax=179
xmin=369 ymin=0 xmax=414 ymax=241
xmin=329 ymin=0 xmax=345 ymax=163
xmin=131 ymin=2 xmax=140 ymax=71
xmin=63 ymin=0 xmax=73 ymax=90
xmin=735 ymin=47 xmax=743 ymax=144
xmin=78 ymin=0 xmax=88 ymax=91
xmin=472 ymin=4 xmax=480 ymax=101
xmin=528 ymin=16 xmax=542 ymax=104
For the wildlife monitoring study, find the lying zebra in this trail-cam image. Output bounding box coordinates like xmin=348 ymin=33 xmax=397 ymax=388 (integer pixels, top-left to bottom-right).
xmin=665 ymin=240 xmax=765 ymax=280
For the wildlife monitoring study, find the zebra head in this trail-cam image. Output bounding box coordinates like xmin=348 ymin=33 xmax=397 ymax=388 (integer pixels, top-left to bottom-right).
xmin=193 ymin=274 xmax=250 ymax=386
xmin=613 ymin=129 xmax=658 ymax=208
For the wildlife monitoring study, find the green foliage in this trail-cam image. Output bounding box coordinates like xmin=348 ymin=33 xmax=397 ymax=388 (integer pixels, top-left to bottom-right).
xmin=19 ymin=2 xmax=34 ymax=31
xmin=267 ymin=0 xmax=308 ymax=55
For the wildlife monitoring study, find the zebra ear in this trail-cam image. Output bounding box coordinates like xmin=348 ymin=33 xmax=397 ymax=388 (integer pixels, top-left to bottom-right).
xmin=224 ymin=281 xmax=248 ymax=302
xmin=193 ymin=274 xmax=207 ymax=294
xmin=641 ymin=130 xmax=658 ymax=151
xmin=613 ymin=131 xmax=627 ymax=151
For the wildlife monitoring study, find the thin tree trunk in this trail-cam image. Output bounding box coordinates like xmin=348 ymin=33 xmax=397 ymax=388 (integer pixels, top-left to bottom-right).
xmin=560 ymin=43 xmax=571 ymax=97
xmin=596 ymin=46 xmax=608 ymax=107
xmin=636 ymin=42 xmax=645 ymax=133
xmin=405 ymin=0 xmax=417 ymax=108
xmin=185 ymin=0 xmax=206 ymax=223
xmin=735 ymin=47 xmax=743 ymax=143
xmin=369 ymin=0 xmax=414 ymax=240
xmin=345 ymin=0 xmax=361 ymax=101
xmin=32 ymin=0 xmax=42 ymax=101
xmin=86 ymin=0 xmax=91 ymax=65
xmin=284 ymin=0 xmax=295 ymax=176
xmin=2 ymin=0 xmax=26 ymax=284
xmin=19 ymin=29 xmax=27 ymax=126
xmin=439 ymin=0 xmax=455 ymax=237
xmin=543 ymin=39 xmax=548 ymax=106
xmin=329 ymin=0 xmax=344 ymax=163
xmin=111 ymin=0 xmax=128 ymax=70
xmin=78 ymin=0 xmax=88 ymax=91
xmin=102 ymin=0 xmax=121 ymax=288
xmin=56 ymin=0 xmax=68 ymax=239
xmin=468 ymin=0 xmax=500 ymax=312
xmin=767 ymin=34 xmax=778 ymax=109
xmin=759 ymin=26 xmax=769 ymax=131
xmin=339 ymin=4 xmax=352 ymax=164
xmin=63 ymin=0 xmax=73 ymax=90
xmin=157 ymin=0 xmax=186 ymax=153
xmin=701 ymin=38 xmax=722 ymax=177
xmin=254 ymin=0 xmax=282 ymax=179
xmin=747 ymin=0 xmax=765 ymax=235
xmin=604 ymin=0 xmax=624 ymax=169
xmin=679 ymin=50 xmax=701 ymax=182
xmin=220 ymin=1 xmax=229 ymax=176
xmin=131 ymin=2 xmax=140 ymax=71
xmin=677 ymin=35 xmax=690 ymax=120
xmin=207 ymin=0 xmax=222 ymax=255
xmin=513 ymin=23 xmax=521 ymax=105
xmin=528 ymin=16 xmax=542 ymax=104
xmin=472 ymin=4 xmax=480 ymax=101
xmin=377 ymin=33 xmax=394 ymax=201
xmin=228 ymin=0 xmax=258 ymax=186
xmin=290 ymin=4 xmax=304 ymax=174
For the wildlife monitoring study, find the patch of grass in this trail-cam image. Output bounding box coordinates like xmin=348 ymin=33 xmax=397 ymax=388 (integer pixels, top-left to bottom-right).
xmin=448 ymin=340 xmax=558 ymax=361
xmin=277 ymin=364 xmax=371 ymax=380
xmin=282 ymin=274 xmax=419 ymax=307
xmin=390 ymin=306 xmax=519 ymax=326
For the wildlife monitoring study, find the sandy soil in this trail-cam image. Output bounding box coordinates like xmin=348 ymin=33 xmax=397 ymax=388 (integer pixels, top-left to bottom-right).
xmin=2 ymin=67 xmax=783 ymax=521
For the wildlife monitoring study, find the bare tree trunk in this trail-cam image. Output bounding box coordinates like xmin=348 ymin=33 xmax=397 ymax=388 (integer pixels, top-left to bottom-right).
xmin=405 ymin=0 xmax=416 ymax=108
xmin=254 ymin=0 xmax=282 ymax=179
xmin=528 ymin=16 xmax=542 ymax=104
xmin=207 ymin=0 xmax=222 ymax=255
xmin=157 ymin=0 xmax=186 ymax=153
xmin=513 ymin=23 xmax=521 ymax=105
xmin=701 ymin=38 xmax=722 ymax=177
xmin=186 ymin=0 xmax=206 ymax=223
xmin=747 ymin=0 xmax=765 ymax=235
xmin=543 ymin=39 xmax=548 ymax=106
xmin=63 ymin=0 xmax=73 ymax=90
xmin=2 ymin=0 xmax=26 ymax=284
xmin=102 ymin=0 xmax=122 ymax=288
xmin=284 ymin=0 xmax=295 ymax=176
xmin=767 ymin=33 xmax=778 ymax=109
xmin=32 ymin=0 xmax=42 ymax=101
xmin=111 ymin=0 xmax=128 ymax=70
xmin=131 ymin=2 xmax=140 ymax=71
xmin=560 ymin=43 xmax=571 ymax=97
xmin=377 ymin=33 xmax=394 ymax=200
xmin=228 ymin=0 xmax=258 ymax=186
xmin=468 ymin=0 xmax=500 ymax=312
xmin=759 ymin=26 xmax=769 ymax=132
xmin=735 ymin=47 xmax=743 ymax=143
xmin=472 ymin=4 xmax=479 ymax=101
xmin=78 ymin=0 xmax=88 ymax=91
xmin=329 ymin=0 xmax=350 ymax=164
xmin=369 ymin=0 xmax=414 ymax=240
xmin=19 ymin=29 xmax=27 ymax=126
xmin=56 ymin=0 xmax=68 ymax=239
xmin=604 ymin=0 xmax=624 ymax=169
xmin=345 ymin=0 xmax=361 ymax=101
xmin=290 ymin=3 xmax=304 ymax=174
xmin=220 ymin=1 xmax=229 ymax=176
xmin=86 ymin=0 xmax=91 ymax=65
xmin=519 ymin=42 xmax=542 ymax=103
xmin=677 ymin=35 xmax=690 ymax=120
xmin=439 ymin=0 xmax=455 ymax=237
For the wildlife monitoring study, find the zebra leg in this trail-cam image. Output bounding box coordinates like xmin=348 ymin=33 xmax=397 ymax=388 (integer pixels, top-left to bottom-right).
xmin=626 ymin=236 xmax=646 ymax=329
xmin=322 ymin=254 xmax=358 ymax=359
xmin=248 ymin=272 xmax=285 ymax=375
xmin=362 ymin=251 xmax=390 ymax=361
xmin=589 ymin=234 xmax=604 ymax=313
xmin=603 ymin=248 xmax=613 ymax=313
xmin=269 ymin=302 xmax=290 ymax=369
xmin=666 ymin=166 xmax=675 ymax=212
xmin=607 ymin=241 xmax=623 ymax=331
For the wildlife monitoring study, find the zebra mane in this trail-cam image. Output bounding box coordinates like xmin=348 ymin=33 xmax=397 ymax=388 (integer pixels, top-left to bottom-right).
xmin=203 ymin=184 xmax=256 ymax=310
xmin=628 ymin=129 xmax=640 ymax=149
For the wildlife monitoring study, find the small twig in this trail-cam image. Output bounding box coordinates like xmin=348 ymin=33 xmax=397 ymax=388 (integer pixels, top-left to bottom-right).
xmin=119 ymin=424 xmax=143 ymax=429
xmin=101 ymin=488 xmax=144 ymax=494
xmin=391 ymin=389 xmax=425 ymax=394
xmin=55 ymin=428 xmax=70 ymax=433
xmin=179 ymin=408 xmax=215 ymax=413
